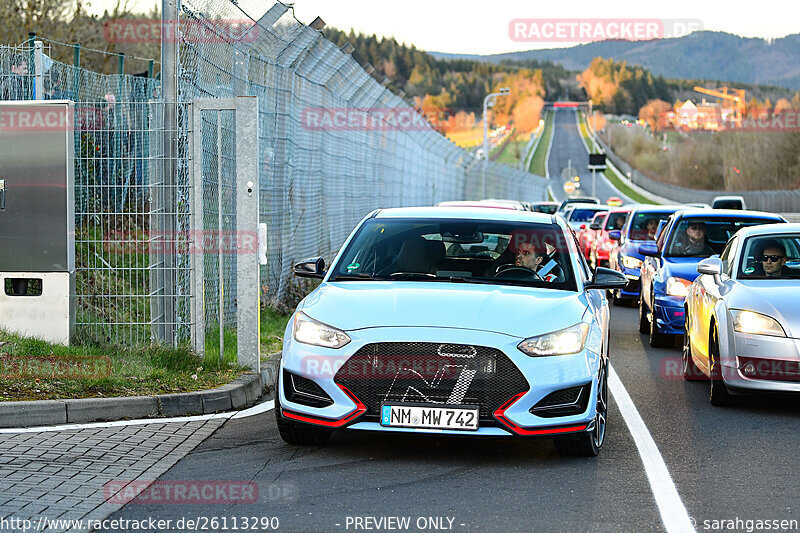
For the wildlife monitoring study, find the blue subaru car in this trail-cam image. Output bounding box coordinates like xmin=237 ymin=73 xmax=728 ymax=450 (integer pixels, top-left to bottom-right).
xmin=638 ymin=209 xmax=787 ymax=347
xmin=607 ymin=205 xmax=684 ymax=305
xmin=274 ymin=207 xmax=627 ymax=456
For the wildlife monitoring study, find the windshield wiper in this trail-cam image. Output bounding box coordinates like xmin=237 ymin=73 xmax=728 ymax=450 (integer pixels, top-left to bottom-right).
xmin=330 ymin=273 xmax=378 ymax=281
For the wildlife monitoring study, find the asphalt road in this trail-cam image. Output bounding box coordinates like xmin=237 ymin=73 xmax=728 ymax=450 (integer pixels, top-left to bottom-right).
xmin=100 ymin=304 xmax=800 ymax=533
xmin=547 ymin=108 xmax=630 ymax=204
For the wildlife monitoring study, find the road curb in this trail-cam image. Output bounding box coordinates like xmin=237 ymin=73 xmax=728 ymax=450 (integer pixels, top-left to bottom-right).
xmin=0 ymin=370 xmax=270 ymax=429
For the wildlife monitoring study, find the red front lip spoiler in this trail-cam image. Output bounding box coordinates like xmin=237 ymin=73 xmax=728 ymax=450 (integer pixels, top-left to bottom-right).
xmin=493 ymin=392 xmax=589 ymax=436
xmin=282 ymin=384 xmax=366 ymax=428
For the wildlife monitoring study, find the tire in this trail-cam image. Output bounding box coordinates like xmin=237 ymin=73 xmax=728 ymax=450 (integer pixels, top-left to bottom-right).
xmin=709 ymin=328 xmax=736 ymax=406
xmin=555 ymin=363 xmax=607 ymax=457
xmin=648 ymin=296 xmax=670 ymax=348
xmin=638 ymin=296 xmax=649 ymax=334
xmin=274 ymin=374 xmax=332 ymax=445
xmin=682 ymin=313 xmax=706 ymax=381
xmin=611 ymin=288 xmax=624 ymax=306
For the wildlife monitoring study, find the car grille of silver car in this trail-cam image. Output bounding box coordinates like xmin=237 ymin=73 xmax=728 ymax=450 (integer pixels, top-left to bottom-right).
xmin=334 ymin=342 xmax=529 ymax=424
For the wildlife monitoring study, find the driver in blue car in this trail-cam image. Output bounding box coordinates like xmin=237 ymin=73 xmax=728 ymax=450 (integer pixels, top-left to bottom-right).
xmin=679 ymin=220 xmax=714 ymax=256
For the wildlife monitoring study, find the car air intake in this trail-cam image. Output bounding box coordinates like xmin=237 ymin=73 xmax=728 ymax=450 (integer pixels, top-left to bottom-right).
xmin=334 ymin=342 xmax=529 ymax=424
xmin=284 ymin=370 xmax=334 ymax=407
xmin=530 ymin=384 xmax=590 ymax=418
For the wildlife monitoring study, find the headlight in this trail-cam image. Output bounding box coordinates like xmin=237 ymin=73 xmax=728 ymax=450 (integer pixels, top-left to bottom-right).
xmin=621 ymin=255 xmax=642 ymax=269
xmin=518 ymin=323 xmax=590 ymax=357
xmin=666 ymin=277 xmax=692 ymax=297
xmin=602 ymin=241 xmax=614 ymax=251
xmin=293 ymin=311 xmax=351 ymax=348
xmin=730 ymin=310 xmax=786 ymax=337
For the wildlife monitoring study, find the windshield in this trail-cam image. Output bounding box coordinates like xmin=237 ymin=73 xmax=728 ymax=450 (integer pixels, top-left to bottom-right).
xmin=738 ymin=234 xmax=800 ymax=279
xmin=627 ymin=211 xmax=674 ymax=241
xmin=331 ymin=218 xmax=577 ymax=290
xmin=666 ymin=217 xmax=780 ymax=257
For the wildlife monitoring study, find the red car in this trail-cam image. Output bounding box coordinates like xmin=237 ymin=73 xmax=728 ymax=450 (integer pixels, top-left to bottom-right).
xmin=578 ymin=211 xmax=607 ymax=261
xmin=590 ymin=207 xmax=632 ymax=270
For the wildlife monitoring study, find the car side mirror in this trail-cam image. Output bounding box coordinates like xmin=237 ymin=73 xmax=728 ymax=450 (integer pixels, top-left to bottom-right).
xmin=638 ymin=243 xmax=659 ymax=257
xmin=697 ymin=256 xmax=723 ymax=285
xmin=608 ymin=230 xmax=621 ymax=241
xmin=585 ymin=267 xmax=628 ymax=290
xmin=590 ymin=222 xmax=601 ymax=230
xmin=294 ymin=256 xmax=326 ymax=279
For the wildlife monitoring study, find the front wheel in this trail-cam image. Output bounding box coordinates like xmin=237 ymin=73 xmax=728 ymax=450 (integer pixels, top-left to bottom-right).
xmin=638 ymin=296 xmax=649 ymax=334
xmin=682 ymin=314 xmax=706 ymax=381
xmin=709 ymin=329 xmax=737 ymax=406
xmin=555 ymin=363 xmax=607 ymax=457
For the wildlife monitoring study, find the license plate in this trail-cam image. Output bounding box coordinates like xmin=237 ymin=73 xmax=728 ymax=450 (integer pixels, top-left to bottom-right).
xmin=380 ymin=403 xmax=479 ymax=431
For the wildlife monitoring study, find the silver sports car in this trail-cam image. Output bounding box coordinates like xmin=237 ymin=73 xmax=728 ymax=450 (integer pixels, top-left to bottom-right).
xmin=684 ymin=223 xmax=800 ymax=405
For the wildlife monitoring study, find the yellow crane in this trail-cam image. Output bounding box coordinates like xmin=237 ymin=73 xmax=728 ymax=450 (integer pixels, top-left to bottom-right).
xmin=693 ymin=86 xmax=746 ymax=127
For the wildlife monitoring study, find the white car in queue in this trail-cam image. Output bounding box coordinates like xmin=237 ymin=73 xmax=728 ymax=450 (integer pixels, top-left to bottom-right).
xmin=275 ymin=207 xmax=628 ymax=456
xmin=684 ymin=223 xmax=800 ymax=405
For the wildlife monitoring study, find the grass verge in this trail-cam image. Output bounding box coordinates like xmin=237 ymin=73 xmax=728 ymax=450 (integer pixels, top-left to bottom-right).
xmin=529 ymin=110 xmax=553 ymax=176
xmin=0 ymin=328 xmax=246 ymax=402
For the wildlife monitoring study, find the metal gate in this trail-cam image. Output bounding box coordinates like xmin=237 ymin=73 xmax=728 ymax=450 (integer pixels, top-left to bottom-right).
xmin=190 ymin=97 xmax=260 ymax=372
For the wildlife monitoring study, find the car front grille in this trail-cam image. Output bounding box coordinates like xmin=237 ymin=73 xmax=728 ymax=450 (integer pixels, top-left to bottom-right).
xmin=334 ymin=342 xmax=529 ymax=423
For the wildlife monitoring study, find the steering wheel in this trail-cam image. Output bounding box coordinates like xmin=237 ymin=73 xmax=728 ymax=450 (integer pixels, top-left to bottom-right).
xmin=493 ymin=264 xmax=543 ymax=280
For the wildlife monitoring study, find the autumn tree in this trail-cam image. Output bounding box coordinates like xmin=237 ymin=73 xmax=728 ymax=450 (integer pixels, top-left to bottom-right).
xmin=639 ymin=99 xmax=672 ymax=132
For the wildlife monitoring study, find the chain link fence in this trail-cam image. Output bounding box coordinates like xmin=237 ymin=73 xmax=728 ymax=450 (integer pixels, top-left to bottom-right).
xmin=176 ymin=0 xmax=547 ymax=311
xmin=1 ymin=2 xmax=547 ymax=348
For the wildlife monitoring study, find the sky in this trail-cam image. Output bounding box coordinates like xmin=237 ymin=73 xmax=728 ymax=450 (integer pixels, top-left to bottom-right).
xmin=95 ymin=0 xmax=800 ymax=55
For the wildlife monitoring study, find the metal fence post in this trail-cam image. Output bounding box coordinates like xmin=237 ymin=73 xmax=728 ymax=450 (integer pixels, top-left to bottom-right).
xmin=33 ymin=39 xmax=43 ymax=100
xmin=158 ymin=0 xmax=179 ymax=345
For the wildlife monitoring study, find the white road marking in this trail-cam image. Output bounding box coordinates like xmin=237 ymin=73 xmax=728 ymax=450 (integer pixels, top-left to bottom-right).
xmin=231 ymin=399 xmax=274 ymax=419
xmin=609 ymin=364 xmax=695 ymax=533
xmin=0 ymin=400 xmax=276 ymax=434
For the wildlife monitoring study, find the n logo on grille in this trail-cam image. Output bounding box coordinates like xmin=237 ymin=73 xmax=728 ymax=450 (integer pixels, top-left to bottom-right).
xmin=381 ymin=344 xmax=477 ymax=405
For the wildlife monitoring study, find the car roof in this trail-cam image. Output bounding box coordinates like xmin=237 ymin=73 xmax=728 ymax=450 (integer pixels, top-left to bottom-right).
xmin=376 ymin=206 xmax=555 ymax=223
xmin=436 ymin=200 xmax=519 ymax=210
xmin=728 ymin=223 xmax=800 ymax=239
xmin=628 ymin=204 xmax=685 ymax=214
xmin=673 ymin=208 xmax=784 ymax=220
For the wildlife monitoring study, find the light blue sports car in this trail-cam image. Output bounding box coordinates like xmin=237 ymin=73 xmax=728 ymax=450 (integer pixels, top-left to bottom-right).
xmin=274 ymin=207 xmax=627 ymax=456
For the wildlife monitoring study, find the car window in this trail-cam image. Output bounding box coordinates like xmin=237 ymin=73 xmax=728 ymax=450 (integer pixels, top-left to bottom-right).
xmin=570 ymin=208 xmax=604 ymax=223
xmin=738 ymin=234 xmax=800 ymax=279
xmin=666 ymin=217 xmax=781 ymax=258
xmin=627 ymin=211 xmax=675 ymax=241
xmin=719 ymin=237 xmax=737 ymax=277
xmin=332 ymin=218 xmax=577 ymax=291
xmin=604 ymin=212 xmax=628 ymax=231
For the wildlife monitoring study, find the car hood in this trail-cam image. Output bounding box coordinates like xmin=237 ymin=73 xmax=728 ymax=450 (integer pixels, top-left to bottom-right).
xmin=732 ymin=281 xmax=800 ymax=338
xmin=661 ymin=257 xmax=704 ymax=282
xmin=300 ymin=281 xmax=588 ymax=339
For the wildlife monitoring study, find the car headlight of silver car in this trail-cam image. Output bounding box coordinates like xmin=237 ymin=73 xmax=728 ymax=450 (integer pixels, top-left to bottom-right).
xmin=730 ymin=309 xmax=786 ymax=338
xmin=293 ymin=311 xmax=351 ymax=348
xmin=518 ymin=323 xmax=590 ymax=357
xmin=621 ymin=255 xmax=642 ymax=269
